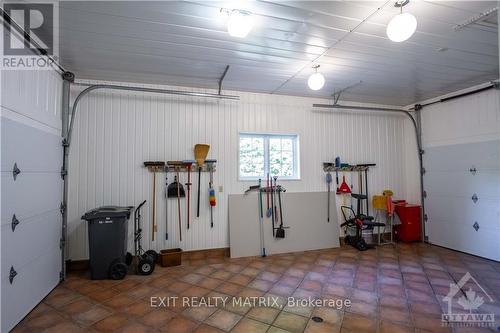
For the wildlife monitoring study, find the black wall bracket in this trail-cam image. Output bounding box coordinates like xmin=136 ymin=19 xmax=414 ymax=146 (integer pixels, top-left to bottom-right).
xmin=9 ymin=266 xmax=17 ymax=284
xmin=12 ymin=163 xmax=21 ymax=181
xmin=11 ymin=214 xmax=19 ymax=232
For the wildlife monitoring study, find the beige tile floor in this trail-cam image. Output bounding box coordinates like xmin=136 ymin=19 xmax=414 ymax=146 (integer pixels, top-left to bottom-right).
xmin=12 ymin=243 xmax=500 ymax=333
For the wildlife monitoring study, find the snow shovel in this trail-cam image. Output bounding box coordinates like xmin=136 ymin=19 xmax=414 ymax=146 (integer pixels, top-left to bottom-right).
xmin=182 ymin=160 xmax=195 ymax=229
xmin=326 ymin=172 xmax=332 ymax=223
xmin=194 ymin=144 xmax=210 ymax=217
xmin=144 ymin=161 xmax=165 ymax=242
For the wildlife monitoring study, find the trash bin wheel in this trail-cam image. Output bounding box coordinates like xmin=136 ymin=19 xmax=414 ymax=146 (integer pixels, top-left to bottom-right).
xmin=109 ymin=260 xmax=127 ymax=280
xmin=125 ymin=252 xmax=133 ymax=266
xmin=145 ymin=250 xmax=158 ymax=263
xmin=138 ymin=256 xmax=155 ymax=275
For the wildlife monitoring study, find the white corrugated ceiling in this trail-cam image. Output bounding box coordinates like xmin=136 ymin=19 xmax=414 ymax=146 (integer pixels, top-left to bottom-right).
xmin=59 ymin=1 xmax=499 ymax=106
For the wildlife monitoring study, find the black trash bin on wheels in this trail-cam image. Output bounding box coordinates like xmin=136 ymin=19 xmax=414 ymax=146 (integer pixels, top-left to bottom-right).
xmin=82 ymin=206 xmax=133 ymax=280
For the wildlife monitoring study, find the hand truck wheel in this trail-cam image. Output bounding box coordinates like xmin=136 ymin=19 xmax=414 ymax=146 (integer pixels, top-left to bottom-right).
xmin=138 ymin=255 xmax=155 ymax=275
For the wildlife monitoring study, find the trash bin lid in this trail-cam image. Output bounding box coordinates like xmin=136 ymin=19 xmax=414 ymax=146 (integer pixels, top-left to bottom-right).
xmin=82 ymin=206 xmax=134 ymax=220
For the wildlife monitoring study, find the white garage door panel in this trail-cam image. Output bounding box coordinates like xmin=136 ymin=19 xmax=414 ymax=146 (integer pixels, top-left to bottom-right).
xmin=1 ymin=172 xmax=62 ymax=225
xmin=1 ymin=210 xmax=61 ymax=276
xmin=424 ymin=140 xmax=500 ymax=171
xmin=1 ymin=245 xmax=61 ymax=333
xmin=425 ymin=171 xmax=500 ymax=198
xmin=424 ymin=139 xmax=500 ymax=262
xmin=428 ymin=219 xmax=500 ymax=261
xmin=425 ymin=194 xmax=500 ymax=230
xmin=1 ymin=70 xmax=62 ymax=130
xmin=452 ymin=221 xmax=500 ymax=261
xmin=427 ymin=220 xmax=456 ymax=249
xmin=1 ymin=117 xmax=63 ymax=172
xmin=1 ymin=111 xmax=63 ymax=331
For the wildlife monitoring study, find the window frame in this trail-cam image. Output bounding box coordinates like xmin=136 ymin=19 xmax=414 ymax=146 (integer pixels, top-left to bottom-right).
xmin=238 ymin=132 xmax=300 ymax=181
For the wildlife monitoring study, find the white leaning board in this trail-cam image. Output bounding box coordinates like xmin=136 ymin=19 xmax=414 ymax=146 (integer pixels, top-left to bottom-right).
xmin=228 ymin=191 xmax=340 ymax=258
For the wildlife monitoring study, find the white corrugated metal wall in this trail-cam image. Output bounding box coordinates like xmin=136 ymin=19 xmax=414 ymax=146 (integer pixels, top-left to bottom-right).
xmin=67 ymin=80 xmax=415 ymax=260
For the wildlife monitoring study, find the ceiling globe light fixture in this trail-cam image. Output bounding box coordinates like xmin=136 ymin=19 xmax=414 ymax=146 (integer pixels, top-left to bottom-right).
xmin=386 ymin=0 xmax=417 ymax=42
xmin=307 ymin=65 xmax=325 ymax=91
xmin=227 ymin=9 xmax=254 ymax=38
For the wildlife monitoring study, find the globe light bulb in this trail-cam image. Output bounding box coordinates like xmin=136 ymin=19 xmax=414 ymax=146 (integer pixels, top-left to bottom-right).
xmin=308 ymin=72 xmax=325 ymax=91
xmin=227 ymin=10 xmax=254 ymax=38
xmin=386 ymin=12 xmax=417 ymax=42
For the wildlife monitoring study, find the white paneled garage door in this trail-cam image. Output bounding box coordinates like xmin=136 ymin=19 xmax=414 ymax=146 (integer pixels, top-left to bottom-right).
xmin=424 ymin=140 xmax=500 ymax=261
xmin=422 ymin=88 xmax=500 ymax=262
xmin=1 ymin=70 xmax=63 ymax=332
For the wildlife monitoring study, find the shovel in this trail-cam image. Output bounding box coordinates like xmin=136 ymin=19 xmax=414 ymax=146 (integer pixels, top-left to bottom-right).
xmin=167 ymin=162 xmax=185 ymax=241
xmin=275 ymin=184 xmax=286 ymax=238
xmin=194 ymin=144 xmax=210 ymax=218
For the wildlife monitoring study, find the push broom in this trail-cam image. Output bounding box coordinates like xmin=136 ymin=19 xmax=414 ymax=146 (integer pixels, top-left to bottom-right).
xmin=194 ymin=144 xmax=210 ymax=218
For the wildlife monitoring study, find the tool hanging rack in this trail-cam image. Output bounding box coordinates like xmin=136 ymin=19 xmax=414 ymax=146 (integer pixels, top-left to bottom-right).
xmin=144 ymin=161 xmax=216 ymax=173
xmin=322 ymin=163 xmax=372 ymax=172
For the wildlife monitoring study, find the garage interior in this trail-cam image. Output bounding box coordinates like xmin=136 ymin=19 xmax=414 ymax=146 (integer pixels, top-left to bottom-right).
xmin=1 ymin=1 xmax=500 ymax=333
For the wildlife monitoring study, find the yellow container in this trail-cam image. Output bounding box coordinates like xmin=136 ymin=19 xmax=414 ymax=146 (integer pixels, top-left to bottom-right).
xmin=372 ymin=195 xmax=386 ymax=210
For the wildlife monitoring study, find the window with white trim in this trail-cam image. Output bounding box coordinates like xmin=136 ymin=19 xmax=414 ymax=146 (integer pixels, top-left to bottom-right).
xmin=239 ymin=133 xmax=300 ymax=180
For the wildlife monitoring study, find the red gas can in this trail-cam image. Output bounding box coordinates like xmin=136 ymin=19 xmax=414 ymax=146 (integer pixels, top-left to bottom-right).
xmin=394 ymin=202 xmax=422 ymax=242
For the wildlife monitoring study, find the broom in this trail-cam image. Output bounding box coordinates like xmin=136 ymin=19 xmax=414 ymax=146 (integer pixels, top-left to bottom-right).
xmin=194 ymin=144 xmax=210 ymax=218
